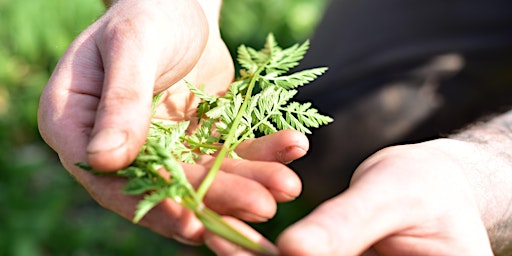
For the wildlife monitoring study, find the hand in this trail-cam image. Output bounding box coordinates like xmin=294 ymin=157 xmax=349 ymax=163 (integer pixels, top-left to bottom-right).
xmin=38 ymin=0 xmax=308 ymax=246
xmin=275 ymin=139 xmax=493 ymax=255
xmin=39 ymin=0 xmax=230 ymax=171
xmin=206 ymin=139 xmax=495 ymax=255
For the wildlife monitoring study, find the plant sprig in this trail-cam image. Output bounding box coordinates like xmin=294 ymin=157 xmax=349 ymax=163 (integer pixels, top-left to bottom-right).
xmin=77 ymin=34 xmax=332 ymax=255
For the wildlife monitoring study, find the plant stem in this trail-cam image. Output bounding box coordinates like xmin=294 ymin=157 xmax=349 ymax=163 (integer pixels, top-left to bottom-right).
xmin=182 ymin=137 xmax=221 ymax=150
xmin=194 ymin=205 xmax=277 ymax=256
xmin=195 ymin=66 xmax=265 ymax=201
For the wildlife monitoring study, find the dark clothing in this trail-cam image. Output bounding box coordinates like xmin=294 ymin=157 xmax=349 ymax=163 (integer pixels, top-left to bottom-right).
xmin=293 ymin=0 xmax=512 ymax=202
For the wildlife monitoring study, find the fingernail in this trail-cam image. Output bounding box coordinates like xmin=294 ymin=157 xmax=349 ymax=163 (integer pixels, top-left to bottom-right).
xmin=172 ymin=234 xmax=202 ymax=246
xmin=236 ymin=211 xmax=269 ymax=223
xmin=273 ymin=190 xmax=297 ymax=201
xmin=277 ymin=146 xmax=307 ymax=164
xmin=87 ymin=128 xmax=128 ymax=154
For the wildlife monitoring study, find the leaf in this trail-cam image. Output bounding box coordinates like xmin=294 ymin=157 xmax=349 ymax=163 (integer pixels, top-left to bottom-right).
xmin=116 ymin=166 xmax=147 ymax=179
xmin=152 ymin=93 xmax=164 ymax=116
xmin=133 ymin=190 xmax=168 ymax=223
xmin=263 ymin=33 xmax=279 ymax=56
xmin=185 ymin=81 xmax=218 ymax=103
xmin=149 ymin=121 xmax=198 ymax=164
xmin=264 ymin=36 xmax=310 ymax=76
xmin=279 ymin=101 xmax=334 ymax=134
xmin=237 ymin=44 xmax=258 ymax=73
xmin=206 ymin=103 xmax=227 ymax=120
xmin=186 ymin=81 xmax=218 ymax=120
xmin=187 ymin=119 xmax=219 ymax=155
xmin=122 ymin=178 xmax=160 ymax=195
xmin=266 ymin=67 xmax=328 ymax=89
xmin=258 ymin=119 xmax=278 ymax=135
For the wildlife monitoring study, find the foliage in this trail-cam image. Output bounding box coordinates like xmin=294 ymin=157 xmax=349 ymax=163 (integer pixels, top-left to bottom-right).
xmin=0 ymin=0 xmax=328 ymax=255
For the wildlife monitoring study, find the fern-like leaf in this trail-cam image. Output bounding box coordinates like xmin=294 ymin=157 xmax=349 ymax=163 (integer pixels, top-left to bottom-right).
xmin=265 ymin=38 xmax=310 ymax=76
xmin=237 ymin=45 xmax=258 ymax=73
xmin=265 ymin=67 xmax=328 ymax=89
xmin=186 ymin=81 xmax=218 ymax=120
xmin=280 ymin=102 xmax=334 ymax=134
xmin=133 ymin=189 xmax=167 ymax=223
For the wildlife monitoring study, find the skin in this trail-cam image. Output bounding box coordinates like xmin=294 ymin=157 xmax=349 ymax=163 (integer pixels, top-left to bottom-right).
xmin=276 ymin=139 xmax=493 ymax=256
xmin=39 ymin=0 xmax=512 ymax=254
xmin=38 ymin=0 xmax=307 ymax=246
xmin=206 ymin=112 xmax=512 ymax=255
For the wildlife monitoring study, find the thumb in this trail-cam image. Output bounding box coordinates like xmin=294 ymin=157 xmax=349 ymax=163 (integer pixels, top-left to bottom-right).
xmin=85 ymin=1 xmax=211 ymax=171
xmin=86 ymin=28 xmax=158 ymax=171
xmin=276 ymin=187 xmax=393 ymax=256
xmin=85 ymin=69 xmax=154 ymax=171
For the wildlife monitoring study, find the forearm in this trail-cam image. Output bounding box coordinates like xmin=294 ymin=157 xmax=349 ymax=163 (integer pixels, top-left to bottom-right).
xmin=450 ymin=109 xmax=512 ymax=255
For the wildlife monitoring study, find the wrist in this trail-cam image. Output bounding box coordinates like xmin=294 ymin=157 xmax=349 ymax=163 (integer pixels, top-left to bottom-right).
xmin=196 ymin=0 xmax=222 ymax=37
xmin=446 ymin=109 xmax=512 ymax=255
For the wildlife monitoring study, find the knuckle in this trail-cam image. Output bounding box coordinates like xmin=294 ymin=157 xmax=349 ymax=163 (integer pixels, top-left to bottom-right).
xmin=101 ymin=16 xmax=156 ymax=52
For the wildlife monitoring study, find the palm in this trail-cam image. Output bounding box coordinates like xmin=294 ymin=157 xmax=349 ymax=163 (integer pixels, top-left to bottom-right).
xmin=153 ymin=36 xmax=234 ymax=126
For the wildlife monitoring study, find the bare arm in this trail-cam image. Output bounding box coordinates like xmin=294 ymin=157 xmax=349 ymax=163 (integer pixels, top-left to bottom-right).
xmin=450 ymin=109 xmax=512 ymax=255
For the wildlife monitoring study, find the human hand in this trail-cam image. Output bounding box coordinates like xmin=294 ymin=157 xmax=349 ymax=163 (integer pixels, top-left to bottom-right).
xmin=39 ymin=0 xmax=232 ymax=171
xmin=206 ymin=139 xmax=495 ymax=255
xmin=275 ymin=139 xmax=493 ymax=255
xmin=38 ymin=0 xmax=308 ymax=247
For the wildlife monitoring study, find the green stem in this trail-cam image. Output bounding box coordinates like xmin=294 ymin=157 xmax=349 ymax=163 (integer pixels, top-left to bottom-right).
xmin=194 ymin=205 xmax=277 ymax=256
xmin=182 ymin=137 xmax=221 ymax=151
xmin=196 ymin=66 xmax=265 ymax=201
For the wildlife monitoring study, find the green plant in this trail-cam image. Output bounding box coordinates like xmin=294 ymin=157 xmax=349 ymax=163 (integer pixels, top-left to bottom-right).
xmin=78 ymin=34 xmax=332 ymax=255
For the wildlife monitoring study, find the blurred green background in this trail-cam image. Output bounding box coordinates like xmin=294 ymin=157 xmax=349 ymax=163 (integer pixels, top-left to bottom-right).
xmin=0 ymin=0 xmax=327 ymax=255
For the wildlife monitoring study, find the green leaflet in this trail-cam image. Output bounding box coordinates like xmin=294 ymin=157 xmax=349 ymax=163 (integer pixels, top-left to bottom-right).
xmin=133 ymin=189 xmax=168 ymax=223
xmin=76 ymin=34 xmax=332 ymax=255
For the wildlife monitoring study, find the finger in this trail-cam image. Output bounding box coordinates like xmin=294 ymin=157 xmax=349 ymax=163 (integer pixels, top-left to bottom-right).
xmin=183 ymin=163 xmax=278 ymax=222
xmin=215 ymin=158 xmax=302 ymax=202
xmin=235 ymin=130 xmax=309 ymax=164
xmin=204 ymin=217 xmax=278 ymax=256
xmin=68 ymin=162 xmax=278 ymax=245
xmin=84 ymin=17 xmax=164 ymax=171
xmin=277 ymin=186 xmax=394 ymax=256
